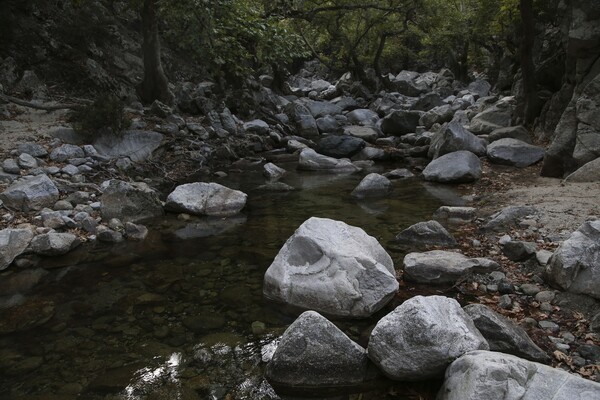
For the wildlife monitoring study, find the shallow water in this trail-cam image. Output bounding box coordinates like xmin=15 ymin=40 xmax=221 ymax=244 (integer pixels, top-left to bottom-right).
xmin=0 ymin=162 xmax=460 ymax=399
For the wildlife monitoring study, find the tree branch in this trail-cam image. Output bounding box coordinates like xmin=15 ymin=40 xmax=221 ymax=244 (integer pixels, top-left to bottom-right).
xmin=0 ymin=94 xmax=85 ymax=111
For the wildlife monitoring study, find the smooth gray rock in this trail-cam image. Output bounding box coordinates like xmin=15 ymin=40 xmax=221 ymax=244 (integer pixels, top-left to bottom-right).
xmin=16 ymin=142 xmax=48 ymax=157
xmin=487 ymin=138 xmax=545 ymax=167
xmin=346 ymin=109 xmax=379 ymax=126
xmin=351 ymin=173 xmax=392 ymax=199
xmin=437 ymin=350 xmax=600 ymax=400
xmin=380 ymin=110 xmax=422 ymax=136
xmin=100 ymin=180 xmax=164 ymax=223
xmin=263 ymin=163 xmax=286 ymax=181
xmin=469 ymin=96 xmax=515 ymax=134
xmin=243 ymin=119 xmax=270 ymax=135
xmin=266 ymin=311 xmax=369 ymax=389
xmin=165 ymin=182 xmax=247 ymax=217
xmin=93 ymin=130 xmax=164 ymax=163
xmin=298 ymin=148 xmax=361 ymax=172
xmin=433 ymin=206 xmax=476 ymax=224
xmin=483 ymin=205 xmax=538 ymax=231
xmin=0 ymin=228 xmax=34 ymax=270
xmin=423 ymin=151 xmax=482 ymax=183
xmin=2 ymin=159 xmax=20 ymax=174
xmin=368 ymin=295 xmax=489 ymax=381
xmin=428 ymin=121 xmax=487 ymax=159
xmin=395 ymin=220 xmax=457 ymax=248
xmin=30 ymin=232 xmax=80 ymax=256
xmin=403 ymin=250 xmax=499 ymax=284
xmin=467 ymin=79 xmax=491 ymax=98
xmin=124 ymin=222 xmax=148 ymax=241
xmin=502 ymin=241 xmax=537 ymax=261
xmin=96 ymin=226 xmax=124 ymax=243
xmin=463 ymin=304 xmax=550 ymax=363
xmin=17 ymin=153 xmax=37 ymax=169
xmin=383 ymin=168 xmax=415 ymax=179
xmin=316 ymin=135 xmax=366 ymax=159
xmin=564 ymin=157 xmax=600 ymax=182
xmin=343 ymin=126 xmax=379 ymax=143
xmin=263 ymin=217 xmax=398 ymax=317
xmin=546 ymin=220 xmax=600 ymax=299
xmin=488 ymin=125 xmax=532 ymax=143
xmin=316 ymin=115 xmax=341 ymax=134
xmin=50 ymin=144 xmax=85 ymax=162
xmin=0 ymin=174 xmax=59 ymax=212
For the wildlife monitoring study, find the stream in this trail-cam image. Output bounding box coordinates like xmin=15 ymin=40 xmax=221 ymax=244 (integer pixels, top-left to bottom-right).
xmin=0 ymin=161 xmax=466 ymax=399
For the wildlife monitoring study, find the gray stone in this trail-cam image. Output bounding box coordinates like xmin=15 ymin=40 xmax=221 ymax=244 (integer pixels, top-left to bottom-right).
xmin=546 ymin=220 xmax=600 ymax=299
xmin=298 ymin=148 xmax=361 ymax=172
xmin=315 ymin=135 xmax=366 ymax=159
xmin=502 ymin=241 xmax=537 ymax=261
xmin=0 ymin=228 xmax=34 ymax=270
xmin=93 ymin=130 xmax=164 ymax=163
xmin=433 ymin=206 xmax=476 ymax=224
xmin=520 ymin=284 xmax=541 ymax=296
xmin=488 ymin=126 xmax=532 ymax=143
xmin=61 ymin=164 xmax=80 ymax=176
xmin=81 ymin=217 xmax=98 ymax=233
xmin=17 ymin=153 xmax=37 ymax=169
xmin=487 ymin=138 xmax=545 ymax=167
xmin=463 ymin=304 xmax=550 ymax=363
xmin=383 ymin=168 xmax=415 ymax=179
xmin=263 ymin=217 xmax=398 ymax=317
xmin=395 ymin=220 xmax=457 ymax=249
xmin=428 ymin=121 xmax=487 ymax=159
xmin=536 ymin=249 xmax=553 ymax=265
xmin=284 ymin=102 xmax=319 ymax=138
xmin=266 ymin=311 xmax=369 ymax=390
xmin=50 ymin=144 xmax=84 ymax=162
xmin=30 ymin=233 xmax=80 ymax=256
xmin=124 ymin=222 xmax=148 ymax=241
xmin=150 ymin=100 xmax=171 ymax=118
xmin=419 ymin=105 xmax=454 ymax=128
xmin=96 ymin=226 xmax=124 ymax=243
xmin=380 ymin=110 xmax=422 ymax=136
xmin=483 ymin=205 xmax=538 ymax=231
xmin=437 ymin=350 xmax=600 ymax=400
xmin=538 ymin=320 xmax=560 ymax=332
xmin=2 ymin=159 xmax=20 ymax=174
xmin=564 ymin=157 xmax=600 ymax=182
xmin=469 ymin=96 xmax=515 ymax=134
xmin=243 ymin=119 xmax=270 ymax=135
xmin=535 ymin=291 xmax=556 ymax=303
xmin=0 ymin=175 xmax=59 ymax=212
xmin=403 ymin=250 xmax=499 ymax=284
xmin=100 ymin=180 xmax=164 ymax=223
xmin=423 ymin=151 xmax=482 ymax=183
xmin=343 ymin=126 xmax=379 ymax=143
xmin=263 ymin=163 xmax=286 ymax=181
xmin=351 ymin=173 xmax=391 ymax=199
xmin=304 ymin=100 xmax=343 ymax=118
xmin=346 ymin=109 xmax=379 ymax=126
xmin=165 ymin=182 xmax=247 ymax=217
xmin=53 ymin=200 xmax=73 ymax=211
xmin=316 ymin=115 xmax=341 ymax=134
xmin=368 ymin=295 xmax=488 ymax=381
xmin=467 ymin=79 xmax=491 ymax=98
xmin=412 ymin=92 xmax=444 ymax=112
xmin=352 ymin=147 xmax=386 ymax=161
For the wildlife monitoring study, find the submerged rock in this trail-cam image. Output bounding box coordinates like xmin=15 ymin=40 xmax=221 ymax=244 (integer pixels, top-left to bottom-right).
xmin=298 ymin=148 xmax=361 ymax=172
xmin=351 ymin=173 xmax=392 ymax=199
xmin=263 ymin=217 xmax=398 ymax=317
xmin=165 ymin=182 xmax=247 ymax=217
xmin=368 ymin=295 xmax=488 ymax=381
xmin=100 ymin=180 xmax=164 ymax=223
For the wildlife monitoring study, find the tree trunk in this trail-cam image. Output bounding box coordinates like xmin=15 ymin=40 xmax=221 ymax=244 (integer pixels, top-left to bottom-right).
xmin=137 ymin=0 xmax=173 ymax=105
xmin=373 ymin=34 xmax=387 ymax=78
xmin=519 ymin=0 xmax=540 ymax=125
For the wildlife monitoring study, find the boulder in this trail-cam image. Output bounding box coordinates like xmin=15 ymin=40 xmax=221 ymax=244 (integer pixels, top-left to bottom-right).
xmin=463 ymin=304 xmax=550 ymax=363
xmin=316 ymin=135 xmax=366 ymax=158
xmin=304 ymin=100 xmax=343 ymax=118
xmin=467 ymin=79 xmax=491 ymax=98
xmin=423 ymin=151 xmax=482 ymax=183
xmin=266 ymin=311 xmax=369 ymax=390
xmin=343 ymin=126 xmax=379 ymax=143
xmin=263 ymin=217 xmax=398 ymax=317
xmin=0 ymin=228 xmax=34 ymax=270
xmin=316 ymin=115 xmax=341 ymax=134
xmin=284 ymin=102 xmax=319 ymax=138
xmin=419 ymin=105 xmax=454 ymax=128
xmin=93 ymin=130 xmax=164 ymax=162
xmin=428 ymin=121 xmax=487 ymax=159
xmin=49 ymin=144 xmax=85 ymax=162
xmin=545 ymin=220 xmax=600 ymax=299
xmin=486 ymin=138 xmax=545 ymax=167
xmin=346 ymin=109 xmax=379 ymax=126
xmin=100 ymin=180 xmax=164 ymax=223
xmin=165 ymin=182 xmax=247 ymax=217
xmin=469 ymin=96 xmax=515 ymax=134
xmin=412 ymin=92 xmax=444 ymax=112
xmin=351 ymin=173 xmax=392 ymax=199
xmin=380 ymin=110 xmax=422 ymax=136
xmin=263 ymin=163 xmax=286 ymax=181
xmin=243 ymin=119 xmax=270 ymax=135
xmin=564 ymin=157 xmax=600 ymax=182
xmin=403 ymin=250 xmax=499 ymax=284
xmin=395 ymin=220 xmax=457 ymax=249
xmin=30 ymin=233 xmax=80 ymax=256
xmin=298 ymin=148 xmax=361 ymax=172
xmin=437 ymin=351 xmax=600 ymax=400
xmin=368 ymin=295 xmax=488 ymax=381
xmin=0 ymin=175 xmax=59 ymax=212
xmin=488 ymin=126 xmax=532 ymax=143
xmin=483 ymin=205 xmax=538 ymax=231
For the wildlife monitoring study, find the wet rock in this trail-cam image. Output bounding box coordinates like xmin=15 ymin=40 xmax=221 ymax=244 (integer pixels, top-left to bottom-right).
xmin=502 ymin=241 xmax=537 ymax=261
xmin=263 ymin=217 xmax=398 ymax=317
xmin=100 ymin=180 xmax=164 ymax=223
xmin=50 ymin=144 xmax=85 ymax=162
xmin=165 ymin=182 xmax=247 ymax=217
xmin=488 ymin=125 xmax=532 ymax=143
xmin=432 ymin=206 xmax=476 ymax=224
xmin=403 ymin=250 xmax=499 ymax=284
xmin=545 ymin=220 xmax=600 ymax=299
xmin=395 ymin=220 xmax=457 ymax=249
xmin=463 ymin=304 xmax=550 ymax=363
xmin=263 ymin=163 xmax=286 ymax=181
xmin=438 ymin=350 xmax=600 ymax=400
xmin=0 ymin=174 xmax=59 ymax=212
xmin=383 ymin=168 xmax=414 ymax=179
xmin=0 ymin=228 xmax=34 ymax=270
xmin=266 ymin=311 xmax=369 ymax=390
xmin=316 ymin=136 xmax=366 ymax=159
xmin=368 ymin=295 xmax=488 ymax=381
xmin=423 ymin=151 xmax=482 ymax=183
xmin=0 ymin=299 xmax=55 ymax=334
xmin=30 ymin=232 xmax=80 ymax=256
xmin=124 ymin=222 xmax=148 ymax=241
xmin=428 ymin=121 xmax=487 ymax=159
xmin=0 ymin=268 xmax=46 ymax=296
xmin=487 ymin=138 xmax=545 ymax=167
xmin=93 ymin=130 xmax=164 ymax=162
xmin=257 ymin=182 xmax=296 ymax=192
xmin=351 ymin=173 xmax=392 ymax=199
xmin=483 ymin=205 xmax=538 ymax=231
xmin=96 ymin=226 xmax=124 ymax=243
xmin=298 ymin=148 xmax=361 ymax=172
xmin=380 ymin=110 xmax=422 ymax=136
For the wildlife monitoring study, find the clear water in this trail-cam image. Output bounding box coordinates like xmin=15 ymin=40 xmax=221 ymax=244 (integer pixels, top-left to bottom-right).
xmin=0 ymin=162 xmax=461 ymax=399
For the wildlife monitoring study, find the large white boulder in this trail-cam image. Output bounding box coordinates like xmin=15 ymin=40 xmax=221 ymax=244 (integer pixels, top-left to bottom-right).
xmin=263 ymin=217 xmax=398 ymax=317
xmin=165 ymin=182 xmax=247 ymax=217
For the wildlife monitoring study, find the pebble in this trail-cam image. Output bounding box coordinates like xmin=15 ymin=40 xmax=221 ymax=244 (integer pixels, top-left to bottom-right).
xmin=489 ymin=271 xmax=506 ymax=282
xmin=555 ymin=343 xmax=570 ymax=352
xmin=520 ymin=283 xmax=540 ymax=296
xmin=45 ymin=166 xmax=61 ymax=175
xmin=61 ymin=164 xmax=80 ymax=176
xmin=540 ymin=302 xmax=553 ymax=312
xmin=539 ymin=320 xmax=560 ymax=333
xmin=54 ymin=200 xmax=73 ymax=211
xmin=560 ymin=332 xmax=576 ymax=343
xmin=498 ymin=280 xmax=515 ymax=294
xmin=535 ymin=290 xmax=555 ymax=303
xmin=498 ymin=294 xmax=512 ymax=309
xmin=521 ymin=317 xmax=538 ymax=330
xmin=486 ymin=284 xmax=498 ymax=293
xmin=18 ymin=153 xmax=38 ymax=169
xmin=498 ymin=234 xmax=512 ymax=245
xmin=536 ymin=249 xmax=553 ymax=265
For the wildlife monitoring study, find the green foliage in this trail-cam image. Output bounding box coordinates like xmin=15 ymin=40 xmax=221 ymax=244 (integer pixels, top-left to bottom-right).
xmin=69 ymin=94 xmax=128 ymax=141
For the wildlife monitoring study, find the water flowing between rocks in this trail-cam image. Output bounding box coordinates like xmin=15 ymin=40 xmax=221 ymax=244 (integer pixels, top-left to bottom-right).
xmin=0 ymin=162 xmax=465 ymax=399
